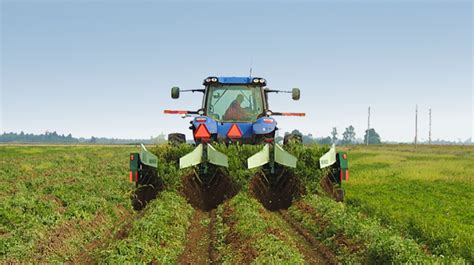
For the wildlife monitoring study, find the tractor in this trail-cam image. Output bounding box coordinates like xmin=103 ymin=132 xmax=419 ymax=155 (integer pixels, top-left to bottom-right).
xmin=129 ymin=76 xmax=348 ymax=210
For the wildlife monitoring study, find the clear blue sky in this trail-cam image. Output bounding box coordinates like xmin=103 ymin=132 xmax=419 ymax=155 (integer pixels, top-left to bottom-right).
xmin=1 ymin=0 xmax=472 ymax=142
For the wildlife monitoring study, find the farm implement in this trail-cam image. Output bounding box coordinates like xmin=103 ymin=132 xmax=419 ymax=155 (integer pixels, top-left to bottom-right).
xmin=129 ymin=76 xmax=349 ymax=210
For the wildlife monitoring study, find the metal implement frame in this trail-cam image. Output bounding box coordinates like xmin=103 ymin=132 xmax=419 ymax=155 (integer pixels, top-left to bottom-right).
xmin=247 ymin=143 xmax=298 ymax=170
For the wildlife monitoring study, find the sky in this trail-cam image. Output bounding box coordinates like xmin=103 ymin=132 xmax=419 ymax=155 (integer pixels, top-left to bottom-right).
xmin=1 ymin=0 xmax=472 ymax=142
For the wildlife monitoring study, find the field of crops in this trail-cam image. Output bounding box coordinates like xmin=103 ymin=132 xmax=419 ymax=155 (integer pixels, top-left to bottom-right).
xmin=343 ymin=145 xmax=474 ymax=262
xmin=0 ymin=144 xmax=472 ymax=263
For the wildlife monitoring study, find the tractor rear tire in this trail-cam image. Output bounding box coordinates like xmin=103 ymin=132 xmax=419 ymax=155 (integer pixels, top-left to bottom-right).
xmin=168 ymin=133 xmax=186 ymax=146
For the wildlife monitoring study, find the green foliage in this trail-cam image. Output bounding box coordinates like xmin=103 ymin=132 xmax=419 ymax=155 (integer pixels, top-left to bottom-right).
xmin=331 ymin=127 xmax=338 ymax=143
xmin=0 ymin=132 xmax=165 ymax=144
xmin=284 ymin=143 xmax=330 ymax=193
xmin=219 ymin=192 xmax=305 ymax=264
xmin=213 ymin=143 xmax=262 ymax=189
xmin=0 ymin=131 xmax=78 ymax=143
xmin=3 ymin=144 xmax=471 ymax=263
xmin=364 ymin=128 xmax=381 ymax=144
xmin=149 ymin=142 xmax=329 ymax=192
xmin=289 ymin=195 xmax=448 ymax=264
xmin=150 ymin=144 xmax=194 ymax=189
xmin=98 ymin=191 xmax=194 ymax=263
xmin=342 ymin=125 xmax=356 ymax=144
xmin=345 ymin=144 xmax=474 ymax=262
xmin=0 ymin=146 xmax=135 ymax=262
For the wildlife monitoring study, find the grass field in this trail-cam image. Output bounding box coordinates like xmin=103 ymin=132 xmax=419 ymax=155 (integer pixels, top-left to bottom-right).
xmin=0 ymin=144 xmax=471 ymax=263
xmin=343 ymin=145 xmax=474 ymax=261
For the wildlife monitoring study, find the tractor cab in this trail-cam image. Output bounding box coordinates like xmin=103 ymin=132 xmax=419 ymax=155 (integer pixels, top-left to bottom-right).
xmin=169 ymin=76 xmax=301 ymax=144
xmin=203 ymin=77 xmax=266 ymax=123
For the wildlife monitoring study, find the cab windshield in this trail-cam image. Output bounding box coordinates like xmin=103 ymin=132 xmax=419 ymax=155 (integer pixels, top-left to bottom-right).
xmin=206 ymin=85 xmax=264 ymax=122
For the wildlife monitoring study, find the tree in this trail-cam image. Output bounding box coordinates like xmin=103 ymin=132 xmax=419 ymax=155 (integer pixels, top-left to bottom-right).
xmin=275 ymin=136 xmax=283 ymax=144
xmin=317 ymin=136 xmax=332 ymax=145
xmin=291 ymin=129 xmax=303 ymax=137
xmin=331 ymin=127 xmax=338 ymax=144
xmin=364 ymin=128 xmax=381 ymax=144
xmin=151 ymin=133 xmax=167 ymax=144
xmin=342 ymin=125 xmax=356 ymax=144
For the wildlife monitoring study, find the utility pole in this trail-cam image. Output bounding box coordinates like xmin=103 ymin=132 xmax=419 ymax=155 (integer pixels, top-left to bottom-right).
xmin=367 ymin=106 xmax=370 ymax=146
xmin=429 ymin=108 xmax=432 ymax=145
xmin=415 ymin=105 xmax=418 ymax=147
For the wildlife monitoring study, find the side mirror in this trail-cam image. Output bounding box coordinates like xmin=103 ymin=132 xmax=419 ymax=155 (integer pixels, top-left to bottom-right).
xmin=292 ymin=88 xmax=300 ymax=100
xmin=171 ymin=87 xmax=180 ymax=99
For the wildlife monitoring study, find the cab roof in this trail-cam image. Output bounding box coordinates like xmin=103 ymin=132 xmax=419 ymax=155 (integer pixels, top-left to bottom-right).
xmin=203 ymin=76 xmax=266 ymax=86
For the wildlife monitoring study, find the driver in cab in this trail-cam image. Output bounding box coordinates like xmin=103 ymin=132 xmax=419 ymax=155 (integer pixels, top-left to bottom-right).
xmin=223 ymin=94 xmax=250 ymax=121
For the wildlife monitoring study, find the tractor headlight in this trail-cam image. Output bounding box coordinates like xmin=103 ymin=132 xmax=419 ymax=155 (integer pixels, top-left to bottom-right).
xmin=259 ymin=78 xmax=265 ymax=83
xmin=253 ymin=78 xmax=259 ymax=83
xmin=211 ymin=77 xmax=218 ymax=82
xmin=205 ymin=78 xmax=211 ymax=83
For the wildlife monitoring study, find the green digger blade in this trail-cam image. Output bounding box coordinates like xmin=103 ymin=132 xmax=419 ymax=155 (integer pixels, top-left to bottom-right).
xmin=180 ymin=144 xmax=203 ymax=169
xmin=247 ymin=144 xmax=270 ymax=169
xmin=207 ymin=144 xmax=228 ymax=167
xmin=274 ymin=144 xmax=297 ymax=168
xmin=139 ymin=144 xmax=158 ymax=168
xmin=319 ymin=144 xmax=337 ymax=168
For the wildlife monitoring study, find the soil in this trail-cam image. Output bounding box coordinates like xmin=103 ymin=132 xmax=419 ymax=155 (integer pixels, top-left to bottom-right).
xmin=42 ymin=194 xmax=66 ymax=213
xmin=221 ymin=203 xmax=258 ymax=264
xmin=178 ymin=209 xmax=218 ymax=265
xmin=181 ymin=170 xmax=239 ymax=211
xmin=208 ymin=210 xmax=219 ymax=263
xmin=294 ymin=201 xmax=330 ymax=231
xmin=131 ymin=177 xmax=164 ymax=211
xmin=250 ymin=171 xmax=305 ymax=211
xmin=73 ymin=205 xmax=144 ymax=264
xmin=32 ymin=211 xmax=107 ymax=262
xmin=320 ymin=173 xmax=344 ymax=202
xmin=278 ymin=210 xmax=336 ymax=264
xmin=294 ymin=201 xmax=365 ymax=256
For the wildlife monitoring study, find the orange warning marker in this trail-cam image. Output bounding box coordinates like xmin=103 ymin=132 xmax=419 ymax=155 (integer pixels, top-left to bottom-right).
xmin=194 ymin=124 xmax=211 ymax=139
xmin=227 ymin=124 xmax=242 ymax=138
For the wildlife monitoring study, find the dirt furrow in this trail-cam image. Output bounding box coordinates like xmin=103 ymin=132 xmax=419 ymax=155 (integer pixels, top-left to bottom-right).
xmin=278 ymin=210 xmax=336 ymax=265
xmin=208 ymin=210 xmax=219 ymax=264
xmin=178 ymin=209 xmax=217 ymax=264
xmin=73 ymin=205 xmax=147 ymax=264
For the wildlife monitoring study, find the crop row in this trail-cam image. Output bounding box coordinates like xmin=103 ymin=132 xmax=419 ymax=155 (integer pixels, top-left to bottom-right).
xmin=215 ymin=192 xmax=307 ymax=263
xmin=0 ymin=146 xmax=135 ymax=263
xmin=150 ymin=142 xmax=330 ymax=192
xmin=288 ymin=194 xmax=466 ymax=264
xmin=96 ymin=191 xmax=194 ymax=263
xmin=344 ymin=145 xmax=474 ymax=262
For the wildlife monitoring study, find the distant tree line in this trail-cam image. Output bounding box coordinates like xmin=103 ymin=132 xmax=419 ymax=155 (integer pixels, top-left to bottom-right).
xmin=277 ymin=126 xmax=381 ymax=145
xmin=0 ymin=131 xmax=167 ymax=144
xmin=2 ymin=130 xmax=470 ymax=145
xmin=0 ymin=131 xmax=78 ymax=143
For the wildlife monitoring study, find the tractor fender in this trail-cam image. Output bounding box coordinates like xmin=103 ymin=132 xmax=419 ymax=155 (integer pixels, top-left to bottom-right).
xmin=192 ymin=116 xmax=218 ymax=134
xmin=253 ymin=117 xmax=277 ymax=135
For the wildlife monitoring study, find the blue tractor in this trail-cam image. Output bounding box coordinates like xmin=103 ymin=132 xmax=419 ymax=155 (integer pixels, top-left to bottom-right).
xmin=165 ymin=76 xmax=304 ymax=183
xmin=129 ymin=76 xmax=348 ymax=210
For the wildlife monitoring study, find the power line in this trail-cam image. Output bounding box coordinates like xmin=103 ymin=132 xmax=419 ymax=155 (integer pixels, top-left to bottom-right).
xmin=367 ymin=106 xmax=370 ymax=146
xmin=429 ymin=108 xmax=432 ymax=145
xmin=415 ymin=105 xmax=418 ymax=147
